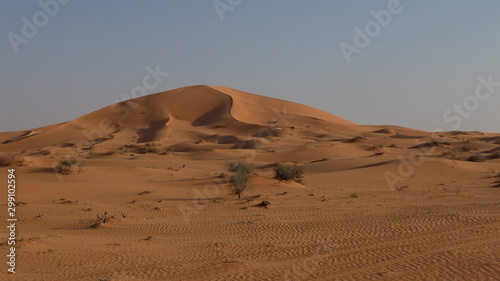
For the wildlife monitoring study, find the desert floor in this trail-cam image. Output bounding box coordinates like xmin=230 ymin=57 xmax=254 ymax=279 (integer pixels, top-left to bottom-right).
xmin=0 ymin=150 xmax=499 ymax=281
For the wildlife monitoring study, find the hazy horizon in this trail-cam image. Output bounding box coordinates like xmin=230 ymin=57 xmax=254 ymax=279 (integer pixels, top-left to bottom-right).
xmin=1 ymin=0 xmax=499 ymax=133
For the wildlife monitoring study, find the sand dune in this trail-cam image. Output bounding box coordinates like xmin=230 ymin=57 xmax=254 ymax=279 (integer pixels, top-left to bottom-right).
xmin=0 ymin=86 xmax=499 ymax=280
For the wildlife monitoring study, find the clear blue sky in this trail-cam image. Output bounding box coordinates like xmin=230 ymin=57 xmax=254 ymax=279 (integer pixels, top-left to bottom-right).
xmin=1 ymin=0 xmax=499 ymax=133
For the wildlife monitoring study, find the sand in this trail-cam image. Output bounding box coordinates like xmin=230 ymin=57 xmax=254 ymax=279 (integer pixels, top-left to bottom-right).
xmin=0 ymin=85 xmax=499 ymax=280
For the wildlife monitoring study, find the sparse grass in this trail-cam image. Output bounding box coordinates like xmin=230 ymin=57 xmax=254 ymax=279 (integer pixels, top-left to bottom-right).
xmin=0 ymin=154 xmax=26 ymax=167
xmin=62 ymin=142 xmax=76 ymax=147
xmin=449 ymin=153 xmax=467 ymax=161
xmin=351 ymin=136 xmax=366 ymax=143
xmin=228 ymin=161 xmax=254 ymax=199
xmin=466 ymin=153 xmax=485 ymax=162
xmin=460 ymin=146 xmax=472 ymax=152
xmin=368 ymin=145 xmax=383 ymax=151
xmin=142 ymin=143 xmax=159 ymax=154
xmin=55 ymin=158 xmax=83 ymax=175
xmin=350 ymin=193 xmax=359 ymax=198
xmin=489 ymin=153 xmax=500 ymax=160
xmin=274 ymin=163 xmax=304 ymax=182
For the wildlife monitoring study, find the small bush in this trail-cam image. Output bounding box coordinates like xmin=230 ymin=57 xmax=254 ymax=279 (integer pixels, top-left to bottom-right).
xmin=351 ymin=136 xmax=366 ymax=143
xmin=350 ymin=193 xmax=359 ymax=198
xmin=142 ymin=143 xmax=159 ymax=154
xmin=0 ymin=154 xmax=26 ymax=167
xmin=467 ymin=153 xmax=485 ymax=162
xmin=274 ymin=163 xmax=304 ymax=182
xmin=449 ymin=153 xmax=467 ymax=161
xmin=489 ymin=153 xmax=500 ymax=160
xmin=55 ymin=158 xmax=83 ymax=175
xmin=389 ymin=144 xmax=399 ymax=148
xmin=228 ymin=161 xmax=254 ymax=199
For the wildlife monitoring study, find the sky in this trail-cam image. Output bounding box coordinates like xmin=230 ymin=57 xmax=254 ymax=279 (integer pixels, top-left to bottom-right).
xmin=1 ymin=0 xmax=499 ymax=133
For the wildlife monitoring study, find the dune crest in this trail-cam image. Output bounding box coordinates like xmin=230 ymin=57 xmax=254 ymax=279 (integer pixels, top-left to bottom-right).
xmin=0 ymin=85 xmax=355 ymax=151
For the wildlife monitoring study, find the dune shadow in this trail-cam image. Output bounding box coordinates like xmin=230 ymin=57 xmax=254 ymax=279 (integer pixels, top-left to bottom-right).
xmin=137 ymin=118 xmax=170 ymax=143
xmin=29 ymin=167 xmax=56 ymax=174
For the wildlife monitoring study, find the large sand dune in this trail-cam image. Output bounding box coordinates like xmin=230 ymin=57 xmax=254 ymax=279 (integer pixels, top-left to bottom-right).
xmin=0 ymin=86 xmax=499 ymax=280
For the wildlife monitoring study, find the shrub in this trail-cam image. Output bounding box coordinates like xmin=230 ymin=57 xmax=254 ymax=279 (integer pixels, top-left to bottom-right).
xmin=274 ymin=163 xmax=304 ymax=182
xmin=350 ymin=193 xmax=359 ymax=198
xmin=489 ymin=153 xmax=500 ymax=160
xmin=228 ymin=161 xmax=254 ymax=199
xmin=467 ymin=153 xmax=485 ymax=162
xmin=0 ymin=154 xmax=26 ymax=167
xmin=351 ymin=136 xmax=366 ymax=143
xmin=449 ymin=153 xmax=467 ymax=161
xmin=142 ymin=143 xmax=159 ymax=154
xmin=389 ymin=144 xmax=399 ymax=148
xmin=55 ymin=158 xmax=83 ymax=175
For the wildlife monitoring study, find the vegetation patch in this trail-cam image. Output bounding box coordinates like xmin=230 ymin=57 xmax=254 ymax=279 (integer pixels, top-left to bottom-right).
xmin=228 ymin=161 xmax=254 ymax=199
xmin=0 ymin=154 xmax=26 ymax=167
xmin=55 ymin=158 xmax=84 ymax=175
xmin=274 ymin=163 xmax=304 ymax=182
xmin=142 ymin=143 xmax=160 ymax=154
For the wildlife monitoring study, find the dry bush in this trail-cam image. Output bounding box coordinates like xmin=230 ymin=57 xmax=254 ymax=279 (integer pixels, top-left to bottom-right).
xmin=351 ymin=136 xmax=366 ymax=143
xmin=55 ymin=158 xmax=83 ymax=175
xmin=228 ymin=161 xmax=254 ymax=199
xmin=274 ymin=163 xmax=304 ymax=182
xmin=142 ymin=143 xmax=159 ymax=154
xmin=0 ymin=154 xmax=26 ymax=167
xmin=466 ymin=153 xmax=485 ymax=162
xmin=449 ymin=153 xmax=467 ymax=161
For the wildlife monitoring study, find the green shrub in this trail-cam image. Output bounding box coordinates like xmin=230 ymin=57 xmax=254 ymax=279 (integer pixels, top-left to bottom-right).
xmin=274 ymin=163 xmax=304 ymax=182
xmin=389 ymin=144 xmax=399 ymax=148
xmin=0 ymin=154 xmax=26 ymax=167
xmin=228 ymin=161 xmax=254 ymax=199
xmin=55 ymin=158 xmax=83 ymax=175
xmin=142 ymin=143 xmax=159 ymax=154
